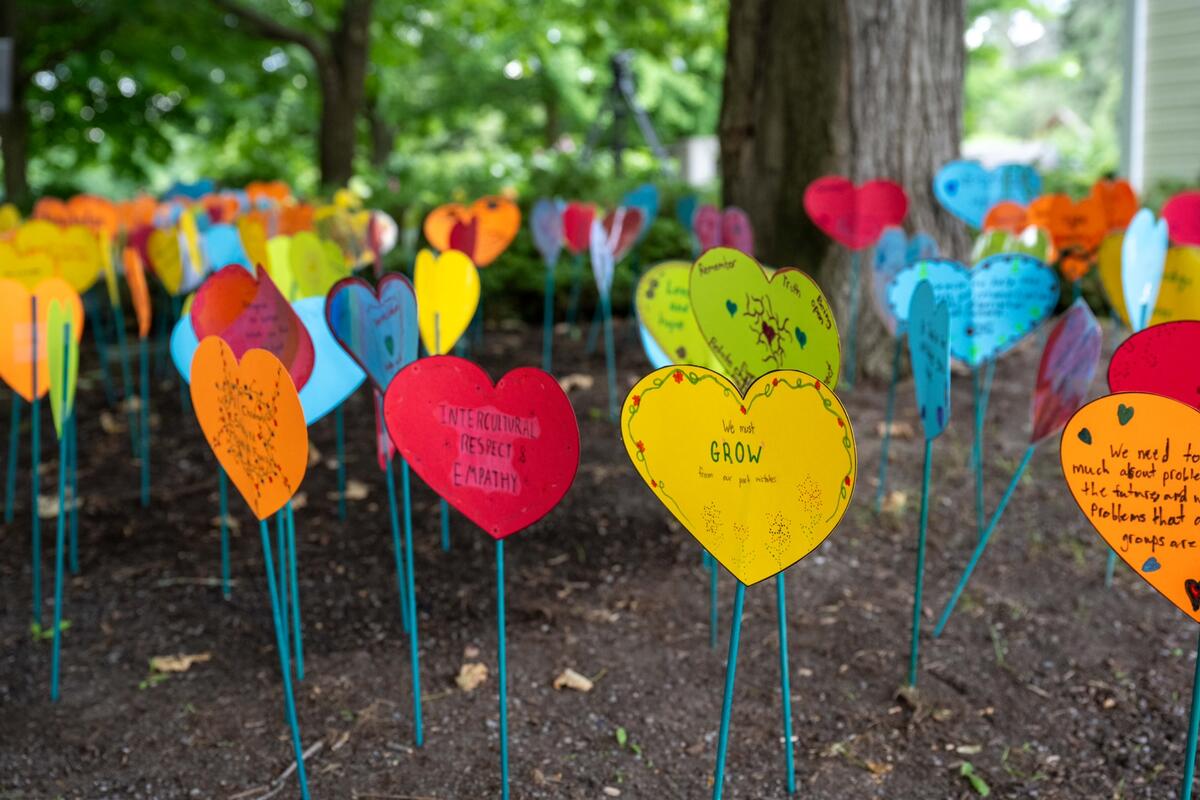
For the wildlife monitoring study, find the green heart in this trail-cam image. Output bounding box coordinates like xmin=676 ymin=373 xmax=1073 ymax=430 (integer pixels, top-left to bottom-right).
xmin=690 ymin=247 xmax=840 ymax=390
xmin=1117 ymin=404 xmax=1134 ymax=426
xmin=384 ymin=334 xmax=395 ymax=356
xmin=1077 ymin=427 xmax=1092 ymax=445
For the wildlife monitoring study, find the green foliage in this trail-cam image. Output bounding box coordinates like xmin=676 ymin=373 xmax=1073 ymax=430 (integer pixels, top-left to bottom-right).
xmin=958 ymin=761 xmax=992 ymax=796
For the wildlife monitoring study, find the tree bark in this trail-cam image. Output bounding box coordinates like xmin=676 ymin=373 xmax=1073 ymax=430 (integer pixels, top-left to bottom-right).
xmin=720 ymin=0 xmax=967 ymax=382
xmin=0 ymin=0 xmax=29 ymax=207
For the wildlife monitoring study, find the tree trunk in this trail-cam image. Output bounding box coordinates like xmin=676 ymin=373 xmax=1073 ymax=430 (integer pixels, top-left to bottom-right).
xmin=720 ymin=0 xmax=967 ymax=383
xmin=0 ymin=0 xmax=29 ymax=208
xmin=318 ymin=0 xmax=372 ymax=189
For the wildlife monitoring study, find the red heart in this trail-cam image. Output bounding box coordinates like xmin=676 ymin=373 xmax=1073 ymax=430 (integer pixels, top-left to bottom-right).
xmin=1163 ymin=191 xmax=1200 ymax=247
xmin=562 ymin=202 xmax=596 ymax=255
xmin=1109 ymin=320 xmax=1200 ymax=410
xmin=803 ymin=176 xmax=908 ymax=250
xmin=602 ymin=207 xmax=644 ymax=262
xmin=191 ymin=265 xmax=315 ymax=390
xmin=383 ymin=356 xmax=580 ymax=539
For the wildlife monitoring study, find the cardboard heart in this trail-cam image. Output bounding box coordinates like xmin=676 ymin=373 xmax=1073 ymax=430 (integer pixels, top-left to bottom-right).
xmin=907 ymin=281 xmax=950 ymax=440
xmin=414 ymin=248 xmax=479 ymax=354
xmin=1162 ymin=191 xmax=1200 ymax=247
xmin=265 ymin=235 xmax=296 ymax=298
xmin=1108 ymin=321 xmax=1200 ymax=410
xmin=693 ymin=206 xmax=755 ymax=256
xmin=1060 ymin=392 xmax=1200 ymax=623
xmin=0 ymin=278 xmax=84 ymax=402
xmin=530 ymin=198 xmax=564 ymax=267
xmin=14 ymin=221 xmax=103 ymax=292
xmin=982 ymin=201 xmax=1028 ymax=233
xmin=1098 ymin=235 xmax=1200 ymax=327
xmin=589 ymin=219 xmax=616 ymax=296
xmin=190 ymin=336 xmax=308 ymax=520
xmin=690 ymin=247 xmax=841 ymax=389
xmin=173 ymin=298 xmax=363 ymax=426
xmin=1121 ymin=209 xmax=1169 ymax=330
xmin=326 ymin=273 xmax=418 ymax=393
xmin=123 ymin=247 xmax=153 ymax=339
xmin=1027 ymin=193 xmax=1107 ymax=280
xmin=423 ymin=196 xmax=520 ymax=267
xmin=635 ymin=261 xmax=720 ymax=369
xmin=191 ymin=264 xmax=315 ymax=391
xmin=970 ymin=225 xmax=1053 ymax=263
xmin=0 ymin=241 xmax=55 ymax=286
xmin=290 ymin=231 xmax=347 ymax=298
xmin=1091 ymin=179 xmax=1137 ymax=232
xmin=383 ymin=356 xmax=580 ymax=539
xmin=562 ymin=202 xmax=596 ymax=254
xmin=602 ymin=207 xmax=644 ymax=263
xmin=146 ymin=226 xmax=185 ymax=295
xmin=621 ymin=366 xmax=856 ymax=585
xmin=1031 ymin=299 xmax=1102 ymax=444
xmin=202 ymin=224 xmax=251 ymax=271
xmin=933 ymin=161 xmax=1042 ymax=229
xmin=803 ymin=176 xmax=908 ymax=250
xmin=47 ymin=299 xmax=81 ymax=439
xmin=887 ymin=254 xmax=1059 ymax=367
xmin=872 ymin=227 xmax=938 ymax=334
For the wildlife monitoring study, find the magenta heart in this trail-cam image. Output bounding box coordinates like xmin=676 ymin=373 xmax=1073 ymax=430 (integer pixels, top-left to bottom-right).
xmin=191 ymin=265 xmax=314 ymax=390
xmin=383 ymin=356 xmax=580 ymax=539
xmin=693 ymin=205 xmax=755 ymax=257
xmin=1109 ymin=320 xmax=1200 ymax=410
xmin=1163 ymin=191 xmax=1200 ymax=247
xmin=803 ymin=176 xmax=908 ymax=250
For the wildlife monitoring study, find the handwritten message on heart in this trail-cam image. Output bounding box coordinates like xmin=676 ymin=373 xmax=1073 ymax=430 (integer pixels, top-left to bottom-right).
xmin=887 ymin=254 xmax=1059 ymax=367
xmin=191 ymin=265 xmax=315 ymax=390
xmin=190 ymin=337 xmax=308 ymax=520
xmin=383 ymin=356 xmax=580 ymax=539
xmin=326 ymin=273 xmax=418 ymax=393
xmin=414 ymin=248 xmax=479 ymax=354
xmin=635 ymin=261 xmax=719 ymax=369
xmin=1061 ymin=393 xmax=1200 ymax=623
xmin=690 ymin=247 xmax=841 ymax=389
xmin=1031 ymin=299 xmax=1102 ymax=443
xmin=907 ymin=282 xmax=950 ymax=440
xmin=1027 ymin=193 xmax=1107 ymax=281
xmin=1109 ymin=321 xmax=1200 ymax=411
xmin=803 ymin=176 xmax=908 ymax=250
xmin=0 ymin=278 xmax=84 ymax=402
xmin=621 ymin=366 xmax=856 ymax=585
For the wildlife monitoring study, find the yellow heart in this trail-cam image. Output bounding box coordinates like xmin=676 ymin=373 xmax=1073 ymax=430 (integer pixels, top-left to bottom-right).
xmin=289 ymin=231 xmax=347 ymax=298
xmin=13 ymin=221 xmax=101 ymax=291
xmin=265 ymin=235 xmax=296 ymax=299
xmin=147 ymin=227 xmax=184 ymax=295
xmin=621 ymin=366 xmax=857 ymax=585
xmin=0 ymin=241 xmax=55 ymax=286
xmin=415 ymin=248 xmax=480 ymax=354
xmin=1098 ymin=232 xmax=1200 ymax=326
xmin=238 ymin=216 xmax=269 ymax=272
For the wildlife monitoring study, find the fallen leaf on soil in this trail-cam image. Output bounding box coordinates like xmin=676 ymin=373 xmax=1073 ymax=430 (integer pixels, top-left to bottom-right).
xmin=956 ymin=744 xmax=983 ymax=755
xmin=603 ymin=788 xmax=621 ymax=797
xmin=308 ymin=442 xmax=322 ymax=467
xmin=557 ymin=373 xmax=594 ymax=393
xmin=329 ymin=479 xmax=369 ymax=502
xmin=875 ymin=421 xmax=914 ymax=439
xmin=38 ymin=493 xmax=80 ymax=518
xmin=456 ymin=662 xmax=488 ymax=692
xmin=881 ymin=490 xmax=908 ymax=514
xmin=552 ymin=668 xmax=594 ymax=693
xmin=291 ymin=491 xmax=308 ymax=510
xmin=211 ymin=514 xmax=240 ymax=532
xmin=150 ymin=652 xmax=211 ymax=673
xmin=99 ymin=410 xmax=123 ymax=434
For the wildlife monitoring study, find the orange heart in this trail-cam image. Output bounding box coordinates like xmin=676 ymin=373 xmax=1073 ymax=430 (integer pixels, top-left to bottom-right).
xmin=1090 ymin=179 xmax=1137 ymax=232
xmin=1027 ymin=193 xmax=1107 ymax=280
xmin=982 ymin=200 xmax=1028 ymax=233
xmin=423 ymin=196 xmax=520 ymax=267
xmin=189 ymin=337 xmax=308 ymax=520
xmin=0 ymin=278 xmax=84 ymax=401
xmin=1061 ymin=393 xmax=1200 ymax=623
xmin=123 ymin=248 xmax=153 ymax=339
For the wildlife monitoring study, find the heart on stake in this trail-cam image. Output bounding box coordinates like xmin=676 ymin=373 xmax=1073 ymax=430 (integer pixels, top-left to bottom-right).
xmin=693 ymin=205 xmax=755 ymax=256
xmin=1098 ymin=234 xmax=1200 ymax=327
xmin=423 ymin=196 xmax=520 ymax=267
xmin=0 ymin=277 xmax=84 ymax=402
xmin=191 ymin=264 xmax=316 ymax=391
xmin=621 ymin=366 xmax=856 ymax=586
xmin=1030 ymin=299 xmax=1102 ymax=443
xmin=189 ymin=336 xmax=308 ymax=521
xmin=1109 ymin=321 xmax=1200 ymax=411
xmin=872 ymin=226 xmax=939 ymax=334
xmin=1163 ymin=191 xmax=1200 ymax=247
xmin=325 ymin=273 xmax=419 ymax=393
xmin=906 ymin=281 xmax=951 ymax=440
xmin=803 ymin=176 xmax=908 ymax=250
xmin=1027 ymin=193 xmax=1107 ymax=281
xmin=561 ymin=202 xmax=596 ymax=254
xmin=634 ymin=261 xmax=720 ymax=370
xmin=690 ymin=247 xmax=841 ymax=390
xmin=383 ymin=356 xmax=580 ymax=539
xmin=413 ymin=248 xmax=479 ymax=354
xmin=47 ymin=298 xmax=81 ymax=439
xmin=933 ymin=160 xmax=1042 ymax=229
xmin=1060 ymin=393 xmax=1200 ymax=622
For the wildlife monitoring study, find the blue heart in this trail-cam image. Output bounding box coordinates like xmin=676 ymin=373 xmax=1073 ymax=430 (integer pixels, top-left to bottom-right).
xmin=1142 ymin=557 xmax=1161 ymax=573
xmin=725 ymin=299 xmax=737 ymax=317
xmin=794 ymin=327 xmax=807 ymax=348
xmin=1077 ymin=427 xmax=1092 ymax=445
xmin=933 ymin=160 xmax=1042 ymax=228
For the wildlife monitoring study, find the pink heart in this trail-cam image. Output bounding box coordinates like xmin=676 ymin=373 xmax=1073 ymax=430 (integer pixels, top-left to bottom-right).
xmin=1163 ymin=191 xmax=1200 ymax=247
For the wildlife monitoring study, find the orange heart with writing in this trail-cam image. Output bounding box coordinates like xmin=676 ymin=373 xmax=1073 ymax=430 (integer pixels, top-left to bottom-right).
xmin=423 ymin=196 xmax=520 ymax=267
xmin=0 ymin=278 xmax=84 ymax=401
xmin=1027 ymin=193 xmax=1107 ymax=281
xmin=1061 ymin=392 xmax=1200 ymax=623
xmin=189 ymin=337 xmax=308 ymax=520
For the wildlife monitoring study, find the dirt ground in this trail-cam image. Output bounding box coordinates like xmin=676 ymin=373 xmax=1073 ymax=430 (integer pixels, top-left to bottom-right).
xmin=1 ymin=314 xmax=1196 ymax=800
